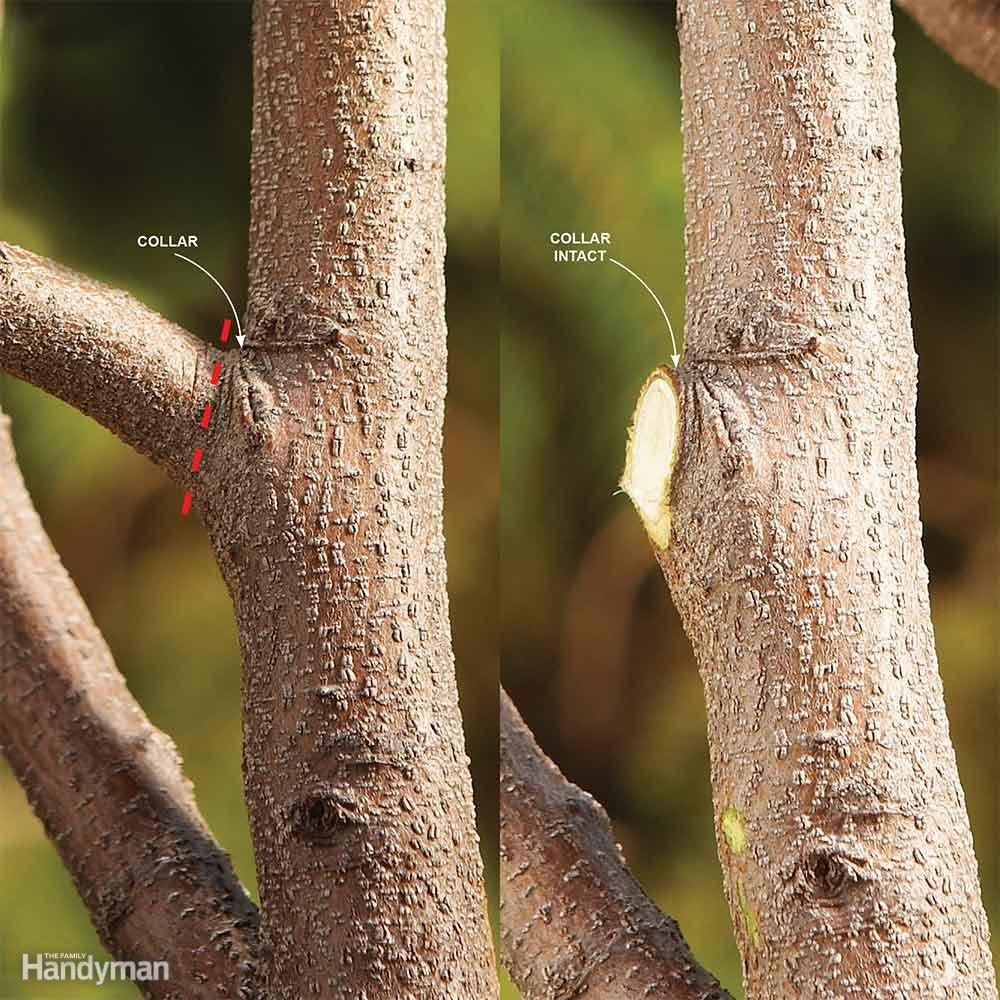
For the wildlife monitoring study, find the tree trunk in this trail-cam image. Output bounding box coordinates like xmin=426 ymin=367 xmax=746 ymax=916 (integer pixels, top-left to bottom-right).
xmin=625 ymin=1 xmax=997 ymax=996
xmin=203 ymin=1 xmax=496 ymax=996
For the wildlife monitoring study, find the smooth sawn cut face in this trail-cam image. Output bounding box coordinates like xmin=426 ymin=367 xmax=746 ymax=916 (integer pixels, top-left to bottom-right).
xmin=621 ymin=372 xmax=679 ymax=549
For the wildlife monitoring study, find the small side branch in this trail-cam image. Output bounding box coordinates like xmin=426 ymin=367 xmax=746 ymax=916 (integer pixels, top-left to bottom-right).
xmin=500 ymin=690 xmax=731 ymax=1000
xmin=896 ymin=0 xmax=999 ymax=87
xmin=0 ymin=243 xmax=218 ymax=479
xmin=0 ymin=414 xmax=258 ymax=998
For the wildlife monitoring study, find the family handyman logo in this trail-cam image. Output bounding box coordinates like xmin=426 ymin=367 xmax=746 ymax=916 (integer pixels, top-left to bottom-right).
xmin=22 ymin=952 xmax=169 ymax=985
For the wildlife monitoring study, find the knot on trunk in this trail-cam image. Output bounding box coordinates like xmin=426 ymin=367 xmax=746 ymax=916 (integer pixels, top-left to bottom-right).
xmin=797 ymin=839 xmax=872 ymax=906
xmin=803 ymin=849 xmax=850 ymax=899
xmin=288 ymin=789 xmax=365 ymax=845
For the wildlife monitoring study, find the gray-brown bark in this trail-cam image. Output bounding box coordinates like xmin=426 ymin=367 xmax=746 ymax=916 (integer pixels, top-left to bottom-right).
xmin=196 ymin=2 xmax=495 ymax=995
xmin=500 ymin=690 xmax=730 ymax=1000
xmin=896 ymin=0 xmax=999 ymax=88
xmin=0 ymin=412 xmax=258 ymax=999
xmin=639 ymin=1 xmax=998 ymax=997
xmin=0 ymin=243 xmax=216 ymax=481
xmin=0 ymin=0 xmax=497 ymax=996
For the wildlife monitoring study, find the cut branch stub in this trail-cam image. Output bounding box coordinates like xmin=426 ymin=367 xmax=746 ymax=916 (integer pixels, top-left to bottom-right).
xmin=621 ymin=367 xmax=682 ymax=549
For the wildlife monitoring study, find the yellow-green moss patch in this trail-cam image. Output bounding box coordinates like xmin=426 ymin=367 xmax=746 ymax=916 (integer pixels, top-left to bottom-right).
xmin=737 ymin=879 xmax=761 ymax=950
xmin=721 ymin=805 xmax=748 ymax=855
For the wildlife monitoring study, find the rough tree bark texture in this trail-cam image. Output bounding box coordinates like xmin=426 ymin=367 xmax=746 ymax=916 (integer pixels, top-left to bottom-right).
xmin=227 ymin=0 xmax=496 ymax=995
xmin=896 ymin=0 xmax=999 ymax=87
xmin=637 ymin=1 xmax=998 ymax=997
xmin=500 ymin=690 xmax=731 ymax=1000
xmin=0 ymin=414 xmax=258 ymax=999
xmin=0 ymin=244 xmax=212 ymax=478
xmin=0 ymin=0 xmax=496 ymax=996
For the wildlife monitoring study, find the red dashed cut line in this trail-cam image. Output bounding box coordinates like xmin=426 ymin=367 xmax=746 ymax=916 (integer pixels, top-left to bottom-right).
xmin=181 ymin=319 xmax=230 ymax=515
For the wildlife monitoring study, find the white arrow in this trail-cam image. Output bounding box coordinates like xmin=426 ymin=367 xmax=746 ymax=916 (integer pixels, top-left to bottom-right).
xmin=608 ymin=257 xmax=680 ymax=367
xmin=173 ymin=253 xmax=245 ymax=347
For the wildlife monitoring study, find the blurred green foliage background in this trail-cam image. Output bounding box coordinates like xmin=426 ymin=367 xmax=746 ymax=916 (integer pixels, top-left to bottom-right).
xmin=501 ymin=1 xmax=997 ymax=996
xmin=0 ymin=2 xmax=497 ymax=996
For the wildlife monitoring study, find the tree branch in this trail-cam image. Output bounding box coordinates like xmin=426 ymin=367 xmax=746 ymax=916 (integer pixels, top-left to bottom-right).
xmin=896 ymin=0 xmax=999 ymax=88
xmin=0 ymin=411 xmax=258 ymax=999
xmin=500 ymin=689 xmax=731 ymax=1000
xmin=0 ymin=243 xmax=218 ymax=480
